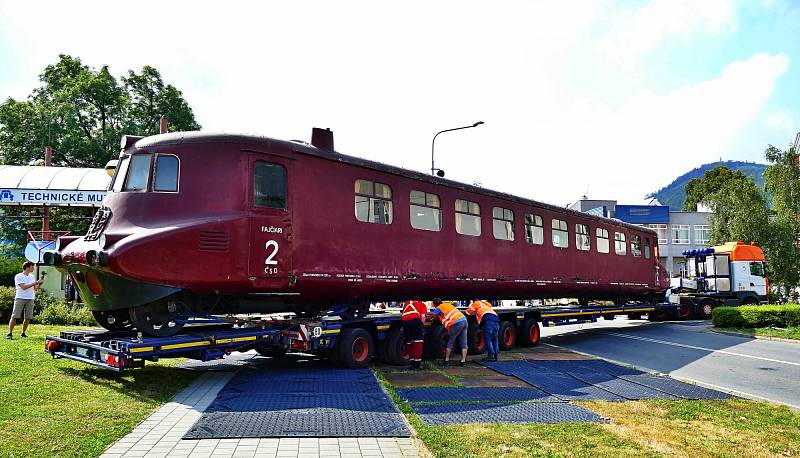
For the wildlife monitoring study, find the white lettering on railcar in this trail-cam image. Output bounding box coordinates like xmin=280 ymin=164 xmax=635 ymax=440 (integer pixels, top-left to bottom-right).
xmin=264 ymin=240 xmax=279 ymax=270
xmin=261 ymin=226 xmax=283 ymax=234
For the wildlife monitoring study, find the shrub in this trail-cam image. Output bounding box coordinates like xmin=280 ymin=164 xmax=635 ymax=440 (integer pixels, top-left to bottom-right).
xmin=38 ymin=301 xmax=95 ymax=326
xmin=713 ymin=304 xmax=800 ymax=328
xmin=0 ymin=286 xmax=15 ymax=321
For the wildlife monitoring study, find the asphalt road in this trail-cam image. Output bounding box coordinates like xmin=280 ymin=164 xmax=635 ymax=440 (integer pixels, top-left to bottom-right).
xmin=541 ymin=319 xmax=800 ymax=409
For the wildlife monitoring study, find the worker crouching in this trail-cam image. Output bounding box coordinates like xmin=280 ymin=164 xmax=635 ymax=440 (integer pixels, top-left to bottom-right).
xmin=401 ymin=297 xmax=427 ymax=370
xmin=432 ymin=298 xmax=468 ymax=367
xmin=467 ymin=300 xmax=499 ymax=361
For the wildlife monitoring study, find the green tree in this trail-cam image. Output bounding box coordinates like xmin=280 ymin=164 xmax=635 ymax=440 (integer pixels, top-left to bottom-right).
xmin=705 ymin=177 xmax=771 ymax=246
xmin=763 ymin=145 xmax=800 ymax=299
xmin=0 ymin=54 xmax=200 ymax=168
xmin=683 ymin=166 xmax=752 ymax=211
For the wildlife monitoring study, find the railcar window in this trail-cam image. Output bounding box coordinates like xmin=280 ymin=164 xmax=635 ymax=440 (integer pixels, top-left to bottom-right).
xmin=123 ymin=154 xmax=152 ymax=192
xmin=254 ymin=162 xmax=287 ymax=209
xmin=455 ymin=199 xmax=481 ymax=236
xmin=551 ymin=219 xmax=568 ymax=248
xmin=575 ymin=224 xmax=590 ymax=251
xmin=614 ymin=232 xmax=627 ymax=255
xmin=644 ymin=238 xmax=651 ymax=259
xmin=410 ymin=190 xmax=441 ymax=231
xmin=153 ymin=155 xmax=179 ymax=192
xmin=596 ymin=228 xmax=609 ymax=253
xmin=355 ymin=179 xmax=393 ymax=224
xmin=111 ymin=155 xmax=131 ymax=192
xmin=492 ymin=207 xmax=515 ymax=241
xmin=631 ymin=234 xmax=642 ymax=257
xmin=524 ymin=214 xmax=544 ymax=245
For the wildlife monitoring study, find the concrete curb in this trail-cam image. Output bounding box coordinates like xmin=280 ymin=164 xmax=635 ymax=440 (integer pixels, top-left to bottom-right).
xmin=710 ymin=328 xmax=800 ymax=344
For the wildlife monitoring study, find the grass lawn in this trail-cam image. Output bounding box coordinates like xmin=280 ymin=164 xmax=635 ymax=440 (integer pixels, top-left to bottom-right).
xmin=716 ymin=326 xmax=800 ymax=341
xmin=0 ymin=324 xmax=198 ymax=458
xmin=377 ymin=367 xmax=800 ymax=458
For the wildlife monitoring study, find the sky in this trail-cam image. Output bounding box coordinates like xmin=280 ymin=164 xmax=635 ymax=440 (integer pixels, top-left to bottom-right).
xmin=0 ymin=0 xmax=798 ymax=207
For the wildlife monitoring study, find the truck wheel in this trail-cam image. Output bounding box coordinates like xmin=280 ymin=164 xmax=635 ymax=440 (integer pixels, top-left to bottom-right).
xmin=467 ymin=322 xmax=486 ymax=355
xmin=382 ymin=327 xmax=410 ymax=366
xmin=627 ymin=313 xmax=642 ymax=320
xmin=424 ymin=325 xmax=447 ymax=360
xmin=518 ymin=319 xmax=540 ymax=347
xmin=741 ymin=297 xmax=759 ymax=306
xmin=698 ymin=299 xmax=715 ymax=319
xmin=254 ymin=344 xmax=288 ymax=358
xmin=603 ymin=314 xmax=616 ymax=320
xmin=499 ymin=321 xmax=516 ymax=351
xmin=335 ymin=328 xmax=374 ymax=369
xmin=678 ymin=299 xmax=694 ymax=320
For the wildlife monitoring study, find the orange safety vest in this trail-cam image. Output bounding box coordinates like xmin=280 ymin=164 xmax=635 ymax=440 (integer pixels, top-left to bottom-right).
xmin=401 ymin=300 xmax=425 ymax=321
xmin=466 ymin=300 xmax=497 ymax=324
xmin=436 ymin=302 xmax=466 ymax=330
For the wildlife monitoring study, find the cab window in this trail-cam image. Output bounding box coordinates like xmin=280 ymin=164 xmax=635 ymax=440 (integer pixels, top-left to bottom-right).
xmin=123 ymin=154 xmax=152 ymax=192
xmin=254 ymin=162 xmax=287 ymax=209
xmin=355 ymin=179 xmax=392 ymax=224
xmin=750 ymin=262 xmax=765 ymax=277
xmin=153 ymin=155 xmax=179 ymax=192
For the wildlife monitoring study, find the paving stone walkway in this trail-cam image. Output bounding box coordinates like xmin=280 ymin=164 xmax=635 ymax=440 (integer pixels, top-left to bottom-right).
xmin=100 ymin=371 xmax=423 ymax=458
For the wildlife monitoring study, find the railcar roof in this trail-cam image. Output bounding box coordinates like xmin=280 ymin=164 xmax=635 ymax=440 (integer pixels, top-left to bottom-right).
xmin=135 ymin=131 xmax=656 ymax=235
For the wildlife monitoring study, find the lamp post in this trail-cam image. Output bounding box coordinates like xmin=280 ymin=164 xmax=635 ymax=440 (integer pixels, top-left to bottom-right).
xmin=431 ymin=121 xmax=484 ymax=176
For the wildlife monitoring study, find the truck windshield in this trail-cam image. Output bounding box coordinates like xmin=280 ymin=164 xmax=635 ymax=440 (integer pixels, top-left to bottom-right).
xmin=686 ymin=258 xmax=697 ymax=278
xmin=110 ymin=155 xmax=131 ymax=192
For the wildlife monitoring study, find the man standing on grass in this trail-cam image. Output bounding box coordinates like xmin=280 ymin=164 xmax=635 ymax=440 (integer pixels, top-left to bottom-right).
xmin=7 ymin=261 xmax=43 ymax=339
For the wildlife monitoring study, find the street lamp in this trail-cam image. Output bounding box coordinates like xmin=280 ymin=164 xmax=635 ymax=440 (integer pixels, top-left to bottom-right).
xmin=431 ymin=121 xmax=484 ymax=177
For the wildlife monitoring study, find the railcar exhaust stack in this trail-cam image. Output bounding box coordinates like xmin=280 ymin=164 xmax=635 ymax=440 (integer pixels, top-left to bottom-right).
xmin=311 ymin=127 xmax=334 ymax=150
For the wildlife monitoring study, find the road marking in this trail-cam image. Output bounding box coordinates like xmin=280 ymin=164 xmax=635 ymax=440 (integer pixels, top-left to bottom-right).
xmin=602 ymin=331 xmax=800 ymax=368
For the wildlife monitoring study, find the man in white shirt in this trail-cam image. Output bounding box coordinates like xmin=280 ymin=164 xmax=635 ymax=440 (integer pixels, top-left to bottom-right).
xmin=7 ymin=261 xmax=43 ymax=339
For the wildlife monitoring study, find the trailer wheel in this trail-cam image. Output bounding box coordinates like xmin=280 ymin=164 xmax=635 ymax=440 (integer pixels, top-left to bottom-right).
xmin=92 ymin=310 xmax=133 ymax=331
xmin=518 ymin=319 xmax=540 ymax=347
xmin=467 ymin=322 xmax=486 ymax=355
xmin=499 ymin=321 xmax=516 ymax=350
xmin=381 ymin=327 xmax=410 ymax=366
xmin=128 ymin=300 xmax=185 ymax=337
xmin=627 ymin=313 xmax=642 ymax=320
xmin=424 ymin=325 xmax=447 ymax=360
xmin=603 ymin=314 xmax=616 ymax=320
xmin=335 ymin=328 xmax=374 ymax=369
xmin=698 ymin=299 xmax=715 ymax=319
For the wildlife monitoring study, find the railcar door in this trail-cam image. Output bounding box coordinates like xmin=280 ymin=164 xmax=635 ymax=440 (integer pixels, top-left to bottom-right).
xmin=247 ymin=154 xmax=293 ymax=286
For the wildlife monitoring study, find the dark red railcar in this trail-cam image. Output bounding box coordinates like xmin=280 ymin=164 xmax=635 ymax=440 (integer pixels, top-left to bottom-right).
xmin=53 ymin=128 xmax=668 ymax=336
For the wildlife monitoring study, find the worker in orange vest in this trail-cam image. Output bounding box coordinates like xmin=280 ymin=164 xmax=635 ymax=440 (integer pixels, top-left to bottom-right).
xmin=401 ymin=297 xmax=427 ymax=369
xmin=431 ymin=298 xmax=468 ymax=367
xmin=466 ymin=300 xmax=499 ymax=361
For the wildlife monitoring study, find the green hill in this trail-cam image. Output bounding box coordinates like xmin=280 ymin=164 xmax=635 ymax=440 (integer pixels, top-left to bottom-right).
xmin=648 ymin=161 xmax=767 ymax=210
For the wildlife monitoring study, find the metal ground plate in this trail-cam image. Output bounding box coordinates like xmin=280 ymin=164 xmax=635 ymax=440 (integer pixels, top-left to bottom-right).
xmin=208 ymin=392 xmax=398 ymax=413
xmin=619 ymin=375 xmax=733 ymax=400
xmin=397 ymin=387 xmax=558 ymax=403
xmin=412 ymin=402 xmax=604 ymax=425
xmin=185 ymin=410 xmax=411 ymax=438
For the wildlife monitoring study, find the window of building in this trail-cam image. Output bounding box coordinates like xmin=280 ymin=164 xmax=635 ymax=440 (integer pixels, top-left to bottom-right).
xmin=615 ymin=232 xmax=627 ymax=255
xmin=492 ymin=207 xmax=515 ymax=241
xmin=672 ymin=224 xmax=690 ymax=244
xmin=575 ymin=223 xmax=590 ymax=251
xmin=644 ymin=238 xmax=651 ymax=259
xmin=410 ymin=190 xmax=441 ymax=231
xmin=596 ymin=228 xmax=609 ymax=253
xmin=648 ymin=224 xmax=668 ymax=244
xmin=455 ymin=199 xmax=481 ymax=236
xmin=631 ymin=234 xmax=642 ymax=257
xmin=254 ymin=162 xmax=287 ymax=209
xmin=524 ymin=214 xmax=543 ymax=245
xmin=552 ymin=219 xmax=568 ymax=248
xmin=153 ymin=155 xmax=179 ymax=192
xmin=124 ymin=154 xmax=152 ymax=192
xmin=694 ymin=225 xmax=709 ymax=245
xmin=355 ymin=179 xmax=393 ymax=224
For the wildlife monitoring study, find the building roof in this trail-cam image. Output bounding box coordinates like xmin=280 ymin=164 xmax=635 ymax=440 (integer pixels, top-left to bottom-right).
xmin=0 ymin=165 xmax=110 ymax=191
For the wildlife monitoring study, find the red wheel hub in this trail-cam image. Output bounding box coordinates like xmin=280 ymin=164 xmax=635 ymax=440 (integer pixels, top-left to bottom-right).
xmin=504 ymin=327 xmax=513 ymax=345
xmin=530 ymin=323 xmax=539 ymax=342
xmin=352 ymin=337 xmax=369 ymax=362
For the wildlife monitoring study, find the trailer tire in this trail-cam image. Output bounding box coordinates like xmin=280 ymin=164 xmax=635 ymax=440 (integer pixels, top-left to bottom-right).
xmin=603 ymin=314 xmax=616 ymax=320
xmin=499 ymin=321 xmax=516 ymax=351
xmin=335 ymin=328 xmax=374 ymax=369
xmin=382 ymin=327 xmax=410 ymax=366
xmin=424 ymin=325 xmax=447 ymax=360
xmin=518 ymin=319 xmax=540 ymax=347
xmin=627 ymin=313 xmax=642 ymax=320
xmin=92 ymin=310 xmax=133 ymax=331
xmin=698 ymin=299 xmax=715 ymax=319
xmin=467 ymin=322 xmax=486 ymax=355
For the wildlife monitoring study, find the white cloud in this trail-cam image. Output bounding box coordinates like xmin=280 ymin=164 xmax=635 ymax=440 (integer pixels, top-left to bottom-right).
xmin=595 ymin=0 xmax=737 ymax=72
xmin=764 ymin=111 xmax=794 ymax=131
